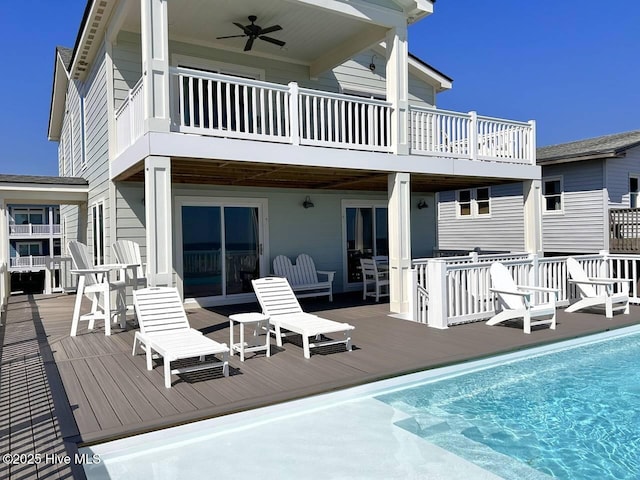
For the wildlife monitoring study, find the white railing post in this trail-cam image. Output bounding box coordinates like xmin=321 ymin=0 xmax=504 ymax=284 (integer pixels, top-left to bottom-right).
xmin=427 ymin=259 xmax=449 ymax=329
xmin=409 ymin=267 xmax=417 ymax=322
xmin=528 ymin=119 xmax=536 ymax=165
xmin=288 ymin=82 xmax=300 ymax=146
xmin=598 ymin=250 xmax=609 ymax=277
xmin=468 ymin=111 xmax=478 ymax=161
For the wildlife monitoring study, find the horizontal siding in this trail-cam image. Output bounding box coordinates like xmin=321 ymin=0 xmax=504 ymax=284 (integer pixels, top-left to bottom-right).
xmin=115 ymin=182 xmax=146 ymax=263
xmin=606 ymin=145 xmax=640 ymax=208
xmin=437 ymin=183 xmax=525 ymax=252
xmin=112 ymin=34 xmax=142 ymax=109
xmin=542 ymin=160 xmax=605 ymax=253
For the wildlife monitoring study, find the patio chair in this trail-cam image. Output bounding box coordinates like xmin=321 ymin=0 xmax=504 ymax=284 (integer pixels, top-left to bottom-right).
xmin=132 ymin=287 xmax=229 ymax=388
xmin=360 ymin=257 xmax=389 ymax=302
xmin=273 ymin=254 xmax=334 ymax=301
xmin=252 ymin=277 xmax=354 ymax=359
xmin=68 ymin=241 xmax=127 ymax=336
xmin=565 ymin=257 xmax=629 ymax=318
xmin=112 ymin=240 xmax=147 ymax=290
xmin=488 ymin=262 xmax=557 ymax=334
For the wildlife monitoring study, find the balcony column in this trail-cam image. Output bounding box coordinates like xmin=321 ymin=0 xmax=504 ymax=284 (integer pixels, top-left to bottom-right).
xmin=523 ymin=179 xmax=543 ymax=254
xmin=140 ymin=0 xmax=170 ymax=132
xmin=386 ymin=25 xmax=409 ymax=155
xmin=0 ymin=198 xmax=8 ymax=311
xmin=388 ymin=172 xmax=412 ymax=313
xmin=145 ymin=156 xmax=172 ymax=287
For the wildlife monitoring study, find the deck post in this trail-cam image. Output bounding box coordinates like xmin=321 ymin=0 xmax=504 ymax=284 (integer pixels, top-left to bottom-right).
xmin=140 ymin=0 xmax=170 ymax=132
xmin=288 ymin=82 xmax=300 ymax=146
xmin=0 ymin=197 xmax=7 ymax=313
xmin=145 ymin=156 xmax=173 ymax=287
xmin=388 ymin=172 xmax=411 ymax=313
xmin=523 ymin=179 xmax=543 ymax=254
xmin=386 ymin=25 xmax=409 ymax=155
xmin=427 ymin=259 xmax=448 ymax=329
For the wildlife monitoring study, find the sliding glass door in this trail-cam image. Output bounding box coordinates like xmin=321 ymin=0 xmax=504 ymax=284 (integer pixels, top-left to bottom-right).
xmin=343 ymin=202 xmax=388 ymax=285
xmin=179 ymin=198 xmax=266 ymax=301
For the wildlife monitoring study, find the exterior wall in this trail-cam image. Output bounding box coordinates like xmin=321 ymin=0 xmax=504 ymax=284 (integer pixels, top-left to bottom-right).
xmin=437 ymin=183 xmax=526 ymax=252
xmin=606 ymin=145 xmax=640 ymax=208
xmin=542 ymin=160 xmax=606 ymax=253
xmin=111 ymin=32 xmax=436 ymax=111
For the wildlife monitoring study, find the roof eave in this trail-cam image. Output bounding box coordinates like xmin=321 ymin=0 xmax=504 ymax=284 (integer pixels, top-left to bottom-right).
xmin=47 ymin=51 xmax=70 ymax=142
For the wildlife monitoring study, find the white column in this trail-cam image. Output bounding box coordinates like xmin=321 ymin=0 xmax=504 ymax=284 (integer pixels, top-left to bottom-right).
xmin=0 ymin=198 xmax=8 ymax=312
xmin=140 ymin=0 xmax=170 ymax=132
xmin=145 ymin=156 xmax=172 ymax=287
xmin=523 ymin=179 xmax=543 ymax=254
xmin=388 ymin=172 xmax=412 ymax=313
xmin=426 ymin=259 xmax=448 ymax=329
xmin=386 ymin=26 xmax=409 ymax=155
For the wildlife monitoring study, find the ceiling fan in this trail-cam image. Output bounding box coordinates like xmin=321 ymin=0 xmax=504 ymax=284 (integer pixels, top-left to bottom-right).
xmin=216 ymin=15 xmax=286 ymax=52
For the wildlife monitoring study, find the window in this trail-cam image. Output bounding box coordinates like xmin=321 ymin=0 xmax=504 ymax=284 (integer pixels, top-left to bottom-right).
xmin=630 ymin=176 xmax=639 ymax=208
xmin=80 ymin=96 xmax=87 ymax=170
xmin=13 ymin=208 xmax=44 ymax=225
xmin=17 ymin=242 xmax=41 ymax=256
xmin=543 ymin=177 xmax=563 ymax=213
xmin=91 ymin=201 xmax=105 ymax=265
xmin=456 ymin=188 xmax=491 ymax=217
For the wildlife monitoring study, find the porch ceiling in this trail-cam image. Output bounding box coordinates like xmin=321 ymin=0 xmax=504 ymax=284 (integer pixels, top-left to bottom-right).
xmin=117 ymin=158 xmax=515 ymax=192
xmin=118 ymin=0 xmax=390 ymax=68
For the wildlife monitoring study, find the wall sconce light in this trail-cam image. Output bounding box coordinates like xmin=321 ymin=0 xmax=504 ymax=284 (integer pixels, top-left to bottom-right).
xmin=303 ymin=196 xmax=315 ymax=209
xmin=417 ymin=199 xmax=428 ymax=209
xmin=369 ymin=55 xmax=376 ymax=73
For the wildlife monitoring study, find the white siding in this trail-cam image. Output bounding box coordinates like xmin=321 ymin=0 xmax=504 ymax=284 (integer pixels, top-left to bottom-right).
xmin=606 ymin=145 xmax=640 ymax=208
xmin=542 ymin=160 xmax=605 ymax=253
xmin=437 ymin=183 xmax=525 ymax=252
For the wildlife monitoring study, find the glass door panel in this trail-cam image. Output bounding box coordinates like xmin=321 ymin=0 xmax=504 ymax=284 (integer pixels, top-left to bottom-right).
xmin=345 ymin=206 xmax=388 ymax=284
xmin=224 ymin=207 xmax=260 ymax=294
xmin=182 ymin=206 xmax=222 ymax=298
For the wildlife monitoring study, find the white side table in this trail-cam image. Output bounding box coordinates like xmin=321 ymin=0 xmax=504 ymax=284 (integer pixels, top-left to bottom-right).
xmin=229 ymin=313 xmax=270 ymax=361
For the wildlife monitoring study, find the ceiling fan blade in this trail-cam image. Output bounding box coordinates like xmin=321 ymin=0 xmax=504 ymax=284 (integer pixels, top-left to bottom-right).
xmin=260 ymin=36 xmax=286 ymax=47
xmin=244 ymin=37 xmax=255 ymax=51
xmin=258 ymin=25 xmax=282 ymax=35
xmin=216 ymin=34 xmax=247 ymax=39
xmin=233 ymin=22 xmax=249 ymax=33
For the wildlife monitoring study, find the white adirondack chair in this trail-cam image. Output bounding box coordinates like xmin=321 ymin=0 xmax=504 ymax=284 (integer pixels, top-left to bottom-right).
xmin=112 ymin=240 xmax=147 ymax=289
xmin=68 ymin=241 xmax=127 ymax=336
xmin=272 ymin=254 xmax=334 ymax=301
xmin=132 ymin=287 xmax=229 ymax=388
xmin=565 ymin=257 xmax=630 ymax=318
xmin=360 ymin=257 xmax=389 ymax=302
xmin=488 ymin=262 xmax=557 ymax=334
xmin=252 ymin=277 xmax=354 ymax=359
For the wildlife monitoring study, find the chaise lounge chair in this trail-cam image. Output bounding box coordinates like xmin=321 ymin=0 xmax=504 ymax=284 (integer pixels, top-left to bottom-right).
xmin=251 ymin=277 xmax=354 ymax=359
xmin=565 ymin=257 xmax=630 ymax=318
xmin=132 ymin=287 xmax=229 ymax=388
xmin=487 ymin=262 xmax=558 ymax=334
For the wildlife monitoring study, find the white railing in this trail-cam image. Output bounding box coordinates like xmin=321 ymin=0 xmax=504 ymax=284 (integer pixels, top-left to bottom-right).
xmin=9 ymin=256 xmax=50 ymax=269
xmin=298 ymin=88 xmax=392 ymax=152
xmin=44 ymin=256 xmax=75 ymax=293
xmin=409 ymin=107 xmax=535 ymax=165
xmin=115 ymin=77 xmax=144 ymax=155
xmin=171 ymin=67 xmax=291 ymax=143
xmin=9 ymin=224 xmax=61 ymax=236
xmin=415 ymin=252 xmax=640 ymax=328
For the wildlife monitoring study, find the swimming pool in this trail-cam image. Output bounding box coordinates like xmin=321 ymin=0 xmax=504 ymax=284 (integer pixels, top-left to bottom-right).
xmin=82 ymin=326 xmax=640 ymax=479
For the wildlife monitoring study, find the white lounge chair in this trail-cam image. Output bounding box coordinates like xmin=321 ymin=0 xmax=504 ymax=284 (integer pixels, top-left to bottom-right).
xmin=565 ymin=257 xmax=630 ymax=318
xmin=273 ymin=254 xmax=335 ymax=301
xmin=113 ymin=240 xmax=147 ymax=290
xmin=360 ymin=257 xmax=389 ymax=302
xmin=68 ymin=241 xmax=127 ymax=336
xmin=252 ymin=277 xmax=354 ymax=359
xmin=488 ymin=262 xmax=557 ymax=334
xmin=132 ymin=287 xmax=229 ymax=388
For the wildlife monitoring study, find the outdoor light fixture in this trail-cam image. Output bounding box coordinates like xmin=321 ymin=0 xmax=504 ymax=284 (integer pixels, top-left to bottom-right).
xmin=417 ymin=199 xmax=428 ymax=209
xmin=303 ymin=196 xmax=315 ymax=209
xmin=369 ymin=55 xmax=376 ymax=72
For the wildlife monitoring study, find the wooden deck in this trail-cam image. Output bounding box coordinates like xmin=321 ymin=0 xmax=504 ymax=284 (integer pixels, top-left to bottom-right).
xmin=2 ymin=292 xmax=640 ymax=479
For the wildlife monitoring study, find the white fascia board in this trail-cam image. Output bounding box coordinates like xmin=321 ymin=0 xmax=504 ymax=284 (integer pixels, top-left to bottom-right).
xmin=0 ymin=185 xmax=89 ymax=205
xmin=111 ymin=131 xmax=541 ymax=181
xmin=283 ymin=0 xmax=406 ymax=28
xmin=48 ymin=53 xmax=70 ymax=142
xmin=69 ymin=0 xmax=115 ymax=81
xmin=392 ymin=0 xmax=434 ymax=22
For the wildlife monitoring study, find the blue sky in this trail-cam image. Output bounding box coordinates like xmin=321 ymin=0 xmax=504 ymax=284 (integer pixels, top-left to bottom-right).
xmin=0 ymin=0 xmax=638 ymax=176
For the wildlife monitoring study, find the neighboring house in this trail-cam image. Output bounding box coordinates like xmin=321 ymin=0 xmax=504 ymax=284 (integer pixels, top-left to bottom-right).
xmin=437 ymin=130 xmax=640 ymax=255
xmin=47 ymin=0 xmax=541 ymax=314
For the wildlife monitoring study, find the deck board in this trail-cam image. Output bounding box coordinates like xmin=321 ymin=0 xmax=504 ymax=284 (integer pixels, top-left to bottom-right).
xmin=2 ymin=291 xmax=640 ymax=478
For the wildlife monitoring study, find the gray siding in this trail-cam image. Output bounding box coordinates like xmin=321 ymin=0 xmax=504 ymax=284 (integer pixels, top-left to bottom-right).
xmin=437 ymin=183 xmax=525 ymax=252
xmin=606 ymin=144 xmax=640 ymax=208
xmin=542 ymin=160 xmax=605 ymax=253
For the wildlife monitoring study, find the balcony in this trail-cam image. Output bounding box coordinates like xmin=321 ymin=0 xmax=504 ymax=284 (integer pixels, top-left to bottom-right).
xmin=9 ymin=224 xmax=61 ymax=238
xmin=114 ymin=69 xmax=535 ymax=166
xmin=9 ymin=255 xmax=50 ymax=270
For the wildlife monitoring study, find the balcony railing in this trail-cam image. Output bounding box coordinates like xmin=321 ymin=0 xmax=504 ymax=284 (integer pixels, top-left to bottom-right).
xmin=114 ymin=68 xmax=534 ymax=164
xmin=9 ymin=224 xmax=61 ymax=237
xmin=10 ymin=255 xmax=50 ymax=269
xmin=610 ymin=208 xmax=640 ymax=253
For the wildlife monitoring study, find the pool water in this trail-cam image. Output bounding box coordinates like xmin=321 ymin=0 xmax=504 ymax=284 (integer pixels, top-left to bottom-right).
xmin=377 ymin=332 xmax=640 ymax=479
xmin=83 ymin=328 xmax=640 ymax=479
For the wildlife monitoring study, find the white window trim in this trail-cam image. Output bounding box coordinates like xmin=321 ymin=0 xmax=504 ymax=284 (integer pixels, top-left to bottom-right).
xmin=171 ymin=54 xmax=265 ymax=80
xmin=542 ymin=176 xmax=564 ymax=215
xmin=455 ymin=187 xmax=492 ymax=218
xmin=629 ymin=173 xmax=640 ymax=208
xmin=80 ymin=94 xmax=87 ymax=171
xmin=90 ymin=200 xmax=106 ymax=265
